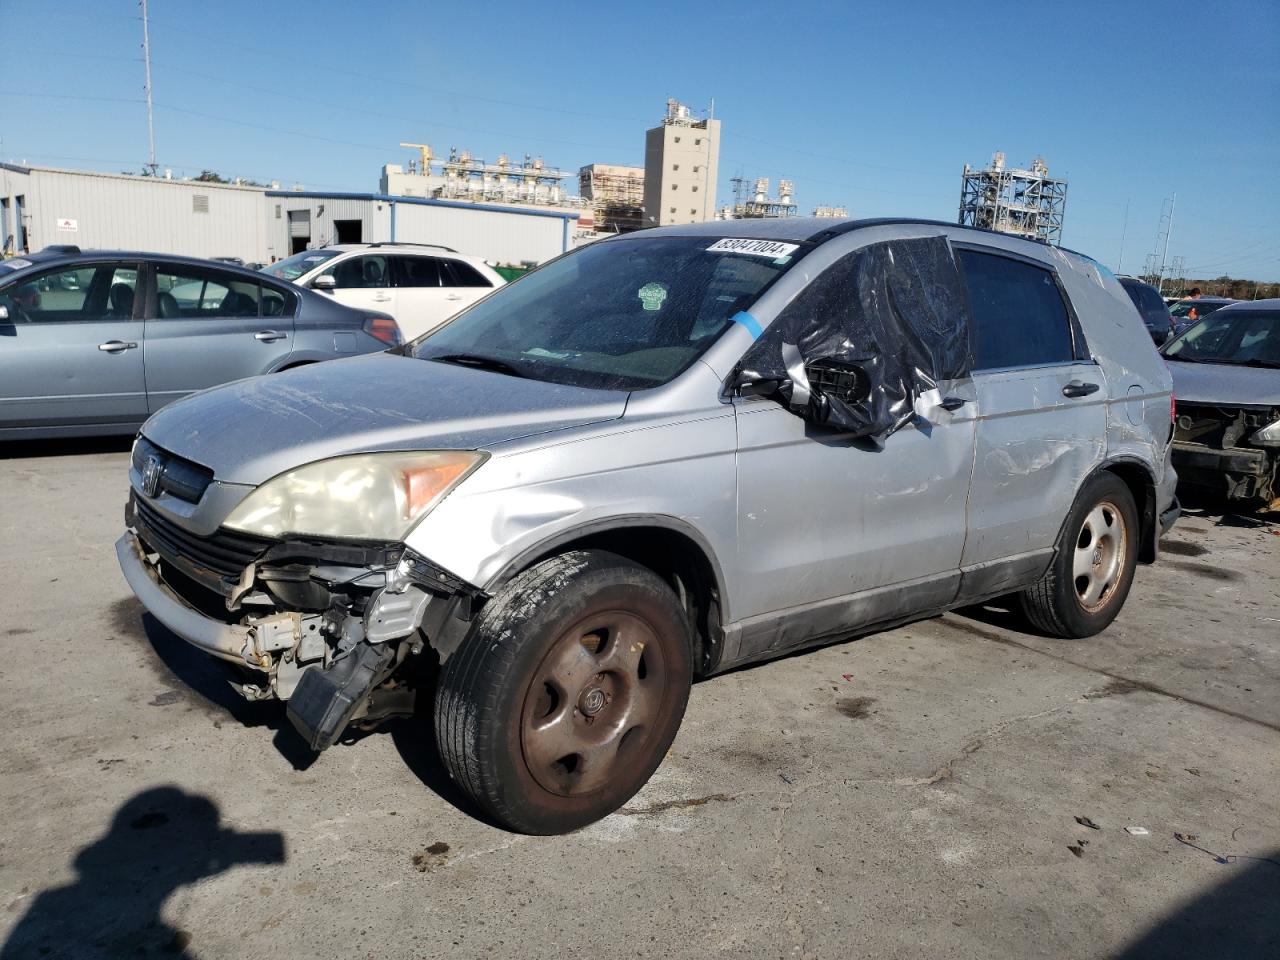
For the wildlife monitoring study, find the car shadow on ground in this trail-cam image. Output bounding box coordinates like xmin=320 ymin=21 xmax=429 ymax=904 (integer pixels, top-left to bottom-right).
xmin=128 ymin=601 xmax=317 ymax=771
xmin=0 ymin=786 xmax=284 ymax=960
xmin=0 ymin=435 xmax=134 ymax=460
xmin=1113 ymin=849 xmax=1280 ymax=959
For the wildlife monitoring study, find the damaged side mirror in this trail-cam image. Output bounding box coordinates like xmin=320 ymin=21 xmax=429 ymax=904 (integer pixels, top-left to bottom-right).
xmin=804 ymin=358 xmax=872 ymax=409
xmin=733 ymin=372 xmax=786 ymax=398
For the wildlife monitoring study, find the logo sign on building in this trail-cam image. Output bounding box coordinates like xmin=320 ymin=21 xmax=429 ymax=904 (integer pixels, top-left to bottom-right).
xmin=55 ymin=218 xmax=79 ymax=232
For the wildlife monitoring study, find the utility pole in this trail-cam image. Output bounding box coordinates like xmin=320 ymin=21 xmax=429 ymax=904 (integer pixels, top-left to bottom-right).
xmin=1156 ymin=192 xmax=1176 ymax=295
xmin=1117 ymin=197 xmax=1130 ymax=274
xmin=140 ymin=0 xmax=157 ymax=175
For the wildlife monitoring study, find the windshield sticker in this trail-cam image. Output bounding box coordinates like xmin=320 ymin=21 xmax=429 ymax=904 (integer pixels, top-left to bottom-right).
xmin=304 ymin=255 xmax=329 ymax=263
xmin=638 ymin=282 xmax=668 ymax=311
xmin=3 ymin=258 xmax=32 ymax=271
xmin=707 ymin=238 xmax=800 ymax=259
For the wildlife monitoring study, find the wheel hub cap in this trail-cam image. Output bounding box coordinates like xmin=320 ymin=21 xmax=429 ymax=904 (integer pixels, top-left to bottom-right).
xmin=520 ymin=613 xmax=667 ymax=797
xmin=580 ymin=688 xmax=606 ymax=716
xmin=1073 ymin=500 xmax=1128 ymax=613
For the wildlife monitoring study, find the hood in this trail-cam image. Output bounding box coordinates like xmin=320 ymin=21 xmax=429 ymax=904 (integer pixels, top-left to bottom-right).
xmin=142 ymin=353 xmax=628 ymax=484
xmin=1168 ymin=359 xmax=1280 ymax=407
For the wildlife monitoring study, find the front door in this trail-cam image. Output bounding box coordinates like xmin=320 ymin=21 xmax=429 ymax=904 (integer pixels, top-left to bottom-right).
xmin=143 ymin=262 xmax=295 ymax=413
xmin=315 ymin=254 xmax=396 ymax=320
xmin=955 ymin=247 xmax=1107 ymax=591
xmin=731 ymin=238 xmax=977 ymax=660
xmin=0 ymin=261 xmax=147 ymax=431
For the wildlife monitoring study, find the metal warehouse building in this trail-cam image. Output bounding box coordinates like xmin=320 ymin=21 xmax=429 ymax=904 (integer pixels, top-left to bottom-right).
xmin=1 ymin=164 xmax=580 ymax=266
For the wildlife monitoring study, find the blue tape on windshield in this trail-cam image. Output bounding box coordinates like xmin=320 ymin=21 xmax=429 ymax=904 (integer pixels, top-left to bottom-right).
xmin=731 ymin=310 xmax=763 ymax=340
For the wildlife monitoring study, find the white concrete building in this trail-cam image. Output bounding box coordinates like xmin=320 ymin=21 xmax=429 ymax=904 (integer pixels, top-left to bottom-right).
xmin=0 ymin=163 xmax=582 ymax=267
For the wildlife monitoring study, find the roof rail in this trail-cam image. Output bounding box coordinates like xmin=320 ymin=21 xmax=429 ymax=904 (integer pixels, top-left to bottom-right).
xmin=42 ymin=244 xmax=81 ymax=255
xmin=366 ymin=241 xmax=458 ymax=253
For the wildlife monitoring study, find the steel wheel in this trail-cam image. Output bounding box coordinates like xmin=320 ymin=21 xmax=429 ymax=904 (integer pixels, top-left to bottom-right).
xmin=521 ymin=610 xmax=667 ymax=796
xmin=1072 ymin=500 xmax=1128 ymax=612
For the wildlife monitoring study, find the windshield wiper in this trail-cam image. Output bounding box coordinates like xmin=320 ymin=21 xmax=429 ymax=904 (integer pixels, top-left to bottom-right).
xmin=429 ymin=353 xmax=529 ymax=379
xmin=1218 ymin=358 xmax=1280 ymax=369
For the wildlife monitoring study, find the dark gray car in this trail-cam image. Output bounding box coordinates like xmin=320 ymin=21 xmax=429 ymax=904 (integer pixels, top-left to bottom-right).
xmin=0 ymin=247 xmax=401 ymax=439
xmin=1164 ymin=299 xmax=1280 ymax=504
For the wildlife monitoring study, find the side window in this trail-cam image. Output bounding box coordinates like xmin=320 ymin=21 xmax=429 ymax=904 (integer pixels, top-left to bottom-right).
xmin=0 ymin=264 xmax=136 ymax=323
xmin=959 ymin=250 xmax=1074 ymax=370
xmin=154 ymin=266 xmax=260 ymax=319
xmin=260 ymin=282 xmax=296 ymax=318
xmin=321 ymin=254 xmax=390 ymax=289
xmin=393 ymin=255 xmax=442 ymax=288
xmin=440 ymin=260 xmax=493 ymax=288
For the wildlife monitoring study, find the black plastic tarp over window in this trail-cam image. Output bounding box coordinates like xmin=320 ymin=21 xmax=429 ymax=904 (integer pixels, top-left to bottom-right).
xmin=736 ymin=236 xmax=972 ymax=442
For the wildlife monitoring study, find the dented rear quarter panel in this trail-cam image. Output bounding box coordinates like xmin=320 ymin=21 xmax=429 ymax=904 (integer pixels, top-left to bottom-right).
xmin=1050 ymin=248 xmax=1175 ymax=487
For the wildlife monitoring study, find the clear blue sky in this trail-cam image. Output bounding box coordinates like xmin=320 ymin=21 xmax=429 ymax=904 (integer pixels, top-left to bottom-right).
xmin=2 ymin=0 xmax=1277 ymax=280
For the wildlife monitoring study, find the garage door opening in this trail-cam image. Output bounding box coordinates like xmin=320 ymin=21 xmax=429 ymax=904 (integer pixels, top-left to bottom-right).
xmin=287 ymin=209 xmax=311 ymax=255
xmin=334 ymin=219 xmax=363 ymax=244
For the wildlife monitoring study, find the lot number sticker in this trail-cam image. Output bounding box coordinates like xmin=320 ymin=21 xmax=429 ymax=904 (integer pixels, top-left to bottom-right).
xmin=706 ymin=238 xmax=799 ymax=258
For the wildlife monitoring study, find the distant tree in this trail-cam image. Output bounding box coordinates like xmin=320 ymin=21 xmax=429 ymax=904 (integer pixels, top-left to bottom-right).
xmin=194 ymin=170 xmax=227 ymax=183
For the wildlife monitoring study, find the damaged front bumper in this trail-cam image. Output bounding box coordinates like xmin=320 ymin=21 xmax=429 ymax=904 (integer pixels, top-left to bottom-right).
xmin=118 ymin=495 xmax=484 ymax=750
xmin=1172 ymin=441 xmax=1278 ymax=502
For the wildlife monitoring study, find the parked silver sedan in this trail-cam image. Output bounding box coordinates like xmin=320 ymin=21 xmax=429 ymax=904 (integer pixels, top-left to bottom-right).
xmin=0 ymin=247 xmax=401 ymax=440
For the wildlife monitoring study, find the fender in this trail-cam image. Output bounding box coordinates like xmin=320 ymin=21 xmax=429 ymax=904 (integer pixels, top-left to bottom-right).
xmin=484 ymin=513 xmax=731 ymax=618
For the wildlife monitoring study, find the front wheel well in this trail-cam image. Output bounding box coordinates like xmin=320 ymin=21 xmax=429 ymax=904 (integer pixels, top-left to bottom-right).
xmin=514 ymin=527 xmax=725 ymax=677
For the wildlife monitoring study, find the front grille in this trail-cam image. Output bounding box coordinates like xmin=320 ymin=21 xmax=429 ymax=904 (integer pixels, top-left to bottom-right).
xmin=133 ymin=495 xmax=273 ymax=593
xmin=133 ymin=437 xmax=214 ymax=504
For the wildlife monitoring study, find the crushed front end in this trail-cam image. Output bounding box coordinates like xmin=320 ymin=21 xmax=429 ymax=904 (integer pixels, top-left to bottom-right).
xmin=1172 ymin=402 xmax=1280 ymax=505
xmin=117 ymin=442 xmax=484 ymax=752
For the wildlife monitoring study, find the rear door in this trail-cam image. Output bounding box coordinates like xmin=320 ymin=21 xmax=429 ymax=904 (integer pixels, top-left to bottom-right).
xmin=957 ymin=246 xmax=1107 ymax=587
xmin=388 ymin=254 xmax=448 ymax=340
xmin=0 ymin=261 xmax=147 ymax=430
xmin=142 ymin=262 xmax=295 ymax=413
xmin=439 ymin=257 xmax=496 ymax=321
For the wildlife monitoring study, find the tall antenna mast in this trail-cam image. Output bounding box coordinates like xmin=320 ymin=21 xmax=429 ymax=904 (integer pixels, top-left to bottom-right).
xmin=140 ymin=0 xmax=157 ymax=175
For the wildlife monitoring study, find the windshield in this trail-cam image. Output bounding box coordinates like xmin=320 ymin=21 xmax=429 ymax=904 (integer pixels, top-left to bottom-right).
xmin=1170 ymin=298 xmax=1228 ymax=319
xmin=410 ymin=235 xmax=805 ymax=390
xmin=262 ymin=249 xmax=340 ymax=281
xmin=1165 ymin=309 xmax=1280 ymax=367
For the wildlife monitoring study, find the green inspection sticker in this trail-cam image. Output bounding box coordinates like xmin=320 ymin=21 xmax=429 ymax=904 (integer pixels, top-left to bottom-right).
xmin=638 ymin=282 xmax=668 ymax=311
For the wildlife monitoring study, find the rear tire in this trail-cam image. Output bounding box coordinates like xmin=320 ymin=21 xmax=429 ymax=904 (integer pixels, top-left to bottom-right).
xmin=434 ymin=550 xmax=692 ymax=834
xmin=1018 ymin=472 xmax=1139 ymax=638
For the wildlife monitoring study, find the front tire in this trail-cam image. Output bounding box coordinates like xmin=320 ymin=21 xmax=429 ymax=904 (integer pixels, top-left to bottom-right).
xmin=1018 ymin=472 xmax=1139 ymax=638
xmin=434 ymin=550 xmax=693 ymax=834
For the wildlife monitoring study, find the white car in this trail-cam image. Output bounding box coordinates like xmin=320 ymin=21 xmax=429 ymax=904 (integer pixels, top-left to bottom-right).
xmin=263 ymin=243 xmax=505 ymax=340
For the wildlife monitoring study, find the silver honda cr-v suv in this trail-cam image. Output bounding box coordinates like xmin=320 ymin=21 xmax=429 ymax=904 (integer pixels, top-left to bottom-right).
xmin=117 ymin=218 xmax=1179 ymax=834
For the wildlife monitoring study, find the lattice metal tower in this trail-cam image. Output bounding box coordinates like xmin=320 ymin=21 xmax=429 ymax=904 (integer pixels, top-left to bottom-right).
xmin=958 ymin=152 xmax=1068 ymax=244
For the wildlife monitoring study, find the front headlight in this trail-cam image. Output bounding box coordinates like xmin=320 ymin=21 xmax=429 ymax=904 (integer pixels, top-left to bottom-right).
xmin=1251 ymin=416 xmax=1280 ymax=447
xmin=223 ymin=450 xmax=485 ymax=540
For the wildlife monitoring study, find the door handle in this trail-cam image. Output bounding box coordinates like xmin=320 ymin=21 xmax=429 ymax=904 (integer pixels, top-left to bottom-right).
xmin=1062 ymin=380 xmax=1100 ymax=399
xmin=939 ymin=396 xmax=966 ymax=411
xmin=445 ymin=294 xmax=463 ymax=301
xmin=254 ymin=330 xmax=287 ymax=342
xmin=98 ymin=340 xmax=138 ymax=352
xmin=372 ymin=294 xmax=392 ymax=302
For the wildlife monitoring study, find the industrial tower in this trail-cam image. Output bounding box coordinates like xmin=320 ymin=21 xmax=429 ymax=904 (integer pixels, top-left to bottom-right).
xmin=958 ymin=152 xmax=1067 ymax=245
